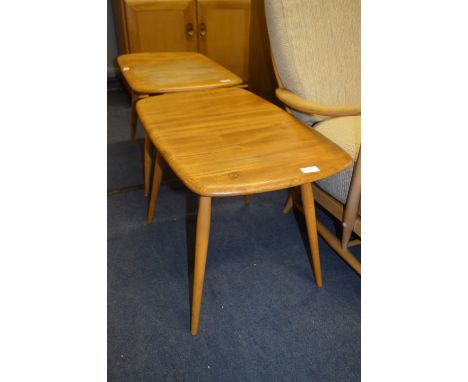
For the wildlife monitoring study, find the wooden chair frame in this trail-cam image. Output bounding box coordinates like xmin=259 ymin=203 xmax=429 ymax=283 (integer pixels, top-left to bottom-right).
xmin=271 ymin=53 xmax=361 ymax=274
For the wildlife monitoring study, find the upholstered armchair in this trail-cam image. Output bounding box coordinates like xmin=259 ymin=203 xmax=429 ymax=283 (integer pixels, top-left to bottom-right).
xmin=265 ymin=0 xmax=361 ymax=274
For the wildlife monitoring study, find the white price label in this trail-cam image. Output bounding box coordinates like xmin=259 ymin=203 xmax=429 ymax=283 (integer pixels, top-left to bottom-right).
xmin=300 ymin=166 xmax=320 ymax=173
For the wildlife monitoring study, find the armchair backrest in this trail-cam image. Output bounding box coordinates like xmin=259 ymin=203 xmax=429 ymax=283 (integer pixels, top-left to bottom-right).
xmin=265 ymin=0 xmax=360 ymax=107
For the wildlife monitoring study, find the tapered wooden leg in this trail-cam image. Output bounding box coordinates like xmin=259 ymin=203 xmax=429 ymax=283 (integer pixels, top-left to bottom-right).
xmin=283 ymin=187 xmax=299 ymax=214
xmin=342 ymin=151 xmax=361 ymax=249
xmin=283 ymin=192 xmax=294 ymax=214
xmin=300 ymin=183 xmax=322 ymax=288
xmin=243 ymin=195 xmax=251 ymax=203
xmin=143 ymin=132 xmax=152 ymax=197
xmin=191 ymin=196 xmax=212 ymax=336
xmin=130 ymin=93 xmax=148 ymax=144
xmin=146 ymin=153 xmax=165 ymax=224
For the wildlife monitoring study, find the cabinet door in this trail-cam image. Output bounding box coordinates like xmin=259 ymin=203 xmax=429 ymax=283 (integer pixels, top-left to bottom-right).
xmin=125 ymin=0 xmax=198 ymax=52
xmin=197 ymin=0 xmax=251 ymax=83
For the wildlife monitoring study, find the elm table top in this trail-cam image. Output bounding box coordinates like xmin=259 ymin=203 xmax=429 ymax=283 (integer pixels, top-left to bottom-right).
xmin=117 ymin=52 xmax=243 ymax=94
xmin=136 ymin=87 xmax=352 ymax=197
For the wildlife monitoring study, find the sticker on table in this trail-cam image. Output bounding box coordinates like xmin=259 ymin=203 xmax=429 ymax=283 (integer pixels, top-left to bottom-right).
xmin=122 ymin=67 xmax=130 ymax=72
xmin=300 ymin=166 xmax=320 ymax=173
xmin=219 ymin=79 xmax=231 ymax=83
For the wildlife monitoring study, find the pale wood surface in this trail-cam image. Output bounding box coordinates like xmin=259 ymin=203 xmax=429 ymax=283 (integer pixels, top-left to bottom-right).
xmin=137 ymin=87 xmax=352 ymax=197
xmin=146 ymin=153 xmax=165 ymax=224
xmin=197 ymin=0 xmax=251 ymax=82
xmin=117 ymin=52 xmax=243 ymax=94
xmin=276 ymin=88 xmax=361 ymax=117
xmin=124 ymin=0 xmax=198 ymax=53
xmin=191 ymin=196 xmax=212 ymax=335
xmin=130 ymin=93 xmax=148 ymax=143
xmin=300 ymin=183 xmax=323 ymax=287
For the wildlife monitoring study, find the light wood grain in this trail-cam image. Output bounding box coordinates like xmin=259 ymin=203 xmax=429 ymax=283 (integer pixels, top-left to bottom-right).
xmin=124 ymin=0 xmax=198 ymax=53
xmin=276 ymin=88 xmax=361 ymax=117
xmin=300 ymin=183 xmax=322 ymax=287
xmin=146 ymin=152 xmax=165 ymax=224
xmin=191 ymin=196 xmax=211 ymax=336
xmin=197 ymin=0 xmax=251 ymax=83
xmin=117 ymin=52 xmax=243 ymax=94
xmin=137 ymin=87 xmax=352 ymax=197
xmin=136 ymin=87 xmax=353 ymax=333
xmin=129 ymin=93 xmax=147 ymax=143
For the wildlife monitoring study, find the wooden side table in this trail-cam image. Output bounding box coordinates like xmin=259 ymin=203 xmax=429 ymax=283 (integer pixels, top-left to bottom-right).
xmin=116 ymin=52 xmax=243 ymax=196
xmin=136 ymin=87 xmax=352 ymax=335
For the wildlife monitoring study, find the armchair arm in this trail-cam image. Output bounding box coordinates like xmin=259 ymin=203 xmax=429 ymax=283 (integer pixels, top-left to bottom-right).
xmin=276 ymin=88 xmax=361 ymax=117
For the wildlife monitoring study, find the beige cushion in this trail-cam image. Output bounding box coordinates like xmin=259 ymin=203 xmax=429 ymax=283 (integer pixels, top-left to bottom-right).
xmin=314 ymin=116 xmax=360 ymax=204
xmin=265 ymin=0 xmax=361 ymax=107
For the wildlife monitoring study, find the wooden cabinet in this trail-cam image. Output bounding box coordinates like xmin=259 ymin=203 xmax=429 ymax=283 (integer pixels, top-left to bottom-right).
xmin=113 ymin=0 xmax=251 ymax=82
xmin=124 ymin=0 xmax=198 ymax=53
xmin=247 ymin=0 xmax=279 ymax=105
xmin=197 ymin=0 xmax=250 ymax=83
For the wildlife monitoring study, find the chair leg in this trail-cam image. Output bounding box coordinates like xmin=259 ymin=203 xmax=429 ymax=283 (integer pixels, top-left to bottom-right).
xmin=317 ymin=221 xmax=361 ymax=274
xmin=191 ymin=196 xmax=212 ymax=336
xmin=146 ymin=153 xmax=165 ymax=224
xmin=130 ymin=92 xmax=138 ymax=144
xmin=341 ymin=150 xmax=361 ymax=249
xmin=143 ymin=132 xmax=152 ymax=197
xmin=243 ymin=195 xmax=251 ymax=203
xmin=300 ymin=183 xmax=322 ymax=288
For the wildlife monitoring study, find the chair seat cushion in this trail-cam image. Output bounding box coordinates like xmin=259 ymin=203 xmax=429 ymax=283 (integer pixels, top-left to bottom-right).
xmin=313 ymin=116 xmax=360 ymax=204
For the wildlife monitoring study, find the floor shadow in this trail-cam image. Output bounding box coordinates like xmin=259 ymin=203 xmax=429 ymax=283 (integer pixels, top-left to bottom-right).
xmin=107 ymin=140 xmax=145 ymax=191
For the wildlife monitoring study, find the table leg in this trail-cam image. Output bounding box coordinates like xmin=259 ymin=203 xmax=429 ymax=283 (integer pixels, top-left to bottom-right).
xmin=146 ymin=152 xmax=165 ymax=224
xmin=283 ymin=191 xmax=294 ymax=214
xmin=130 ymin=92 xmax=138 ymax=144
xmin=130 ymin=93 xmax=148 ymax=144
xmin=143 ymin=132 xmax=152 ymax=197
xmin=191 ymin=196 xmax=212 ymax=336
xmin=300 ymin=183 xmax=323 ymax=288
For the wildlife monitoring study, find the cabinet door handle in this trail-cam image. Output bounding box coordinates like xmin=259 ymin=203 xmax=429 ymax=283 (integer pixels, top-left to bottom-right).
xmin=186 ymin=23 xmax=194 ymax=37
xmin=199 ymin=23 xmax=206 ymax=37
